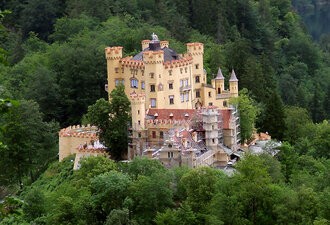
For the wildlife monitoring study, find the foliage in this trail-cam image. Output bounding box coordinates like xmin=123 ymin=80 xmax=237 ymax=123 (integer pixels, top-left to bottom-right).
xmin=0 ymin=1 xmax=329 ymax=224
xmin=86 ymin=84 xmax=131 ymax=160
xmin=230 ymin=88 xmax=260 ymax=143
xmin=0 ymin=100 xmax=58 ymax=187
xmin=258 ymin=91 xmax=287 ymax=140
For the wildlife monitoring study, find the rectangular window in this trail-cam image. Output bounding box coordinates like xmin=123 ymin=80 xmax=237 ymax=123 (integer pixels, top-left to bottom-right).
xmin=196 ymin=90 xmax=200 ymax=98
xmin=209 ymin=102 xmax=213 ymax=106
xmin=185 ymin=79 xmax=188 ymax=86
xmin=150 ymin=84 xmax=155 ymax=92
xmin=141 ymin=81 xmax=145 ymax=90
xmin=180 ymin=68 xmax=183 ymax=74
xmin=180 ymin=80 xmax=183 ymax=87
xmin=169 ymin=82 xmax=173 ymax=89
xmin=141 ymin=70 xmax=144 ymax=76
xmin=131 ymin=79 xmax=138 ymax=88
xmin=115 ymin=79 xmax=120 ymax=86
xmin=169 ymin=95 xmax=174 ymax=104
xmin=151 ymin=98 xmax=156 ymax=108
xmin=195 ymin=76 xmax=200 ymax=83
xmin=115 ymin=68 xmax=119 ymax=73
xmin=121 ymin=67 xmax=124 ymax=73
xmin=195 ymin=64 xmax=199 ymax=69
xmin=181 ymin=93 xmax=184 ymax=102
xmin=160 ymin=131 xmax=164 ymax=138
xmin=208 ymin=92 xmax=211 ymax=97
xmin=185 ymin=67 xmax=188 ymax=73
xmin=150 ymin=73 xmax=154 ymax=78
xmin=169 ymin=70 xmax=172 ymax=76
xmin=152 ymin=131 xmax=156 ymax=138
xmin=122 ymin=79 xmax=125 ymax=85
xmin=186 ymin=92 xmax=189 ymax=101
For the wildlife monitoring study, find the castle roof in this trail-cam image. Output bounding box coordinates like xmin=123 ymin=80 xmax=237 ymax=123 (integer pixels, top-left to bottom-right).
xmin=131 ymin=40 xmax=182 ymax=62
xmin=215 ymin=68 xmax=225 ymax=80
xmin=229 ymin=69 xmax=238 ymax=82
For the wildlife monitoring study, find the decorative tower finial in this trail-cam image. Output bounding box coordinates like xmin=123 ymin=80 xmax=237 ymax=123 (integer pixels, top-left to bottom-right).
xmin=152 ymin=33 xmax=159 ymax=41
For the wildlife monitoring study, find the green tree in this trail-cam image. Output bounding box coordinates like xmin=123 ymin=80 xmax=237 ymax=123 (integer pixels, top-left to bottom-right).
xmin=284 ymin=106 xmax=312 ymax=143
xmin=230 ymin=88 xmax=260 ymax=143
xmin=22 ymin=188 xmax=45 ymax=222
xmin=180 ymin=166 xmax=223 ymax=221
xmin=105 ymin=208 xmax=137 ymax=225
xmin=90 ymin=171 xmax=131 ymax=218
xmin=74 ymin=155 xmax=116 ymax=184
xmin=129 ymin=173 xmax=173 ymax=224
xmin=0 ymin=100 xmax=58 ymax=187
xmin=259 ymin=91 xmax=286 ymax=140
xmin=86 ymin=84 xmax=131 ymax=160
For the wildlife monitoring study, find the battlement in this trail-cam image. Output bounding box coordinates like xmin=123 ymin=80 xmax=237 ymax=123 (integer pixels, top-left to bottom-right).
xmin=59 ymin=124 xmax=98 ymax=138
xmin=186 ymin=43 xmax=204 ymax=55
xmin=164 ymin=56 xmax=193 ymax=69
xmin=142 ymin=50 xmax=164 ymax=64
xmin=120 ymin=58 xmax=145 ymax=69
xmin=160 ymin=41 xmax=169 ymax=48
xmin=130 ymin=93 xmax=146 ymax=104
xmin=142 ymin=40 xmax=150 ymax=50
xmin=105 ymin=46 xmax=123 ymax=60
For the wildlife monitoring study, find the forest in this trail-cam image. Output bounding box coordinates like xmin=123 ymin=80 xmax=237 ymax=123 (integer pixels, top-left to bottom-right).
xmin=0 ymin=0 xmax=329 ymax=224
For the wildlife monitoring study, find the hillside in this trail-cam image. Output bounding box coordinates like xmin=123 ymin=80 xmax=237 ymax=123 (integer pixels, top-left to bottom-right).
xmin=0 ymin=0 xmax=329 ymax=224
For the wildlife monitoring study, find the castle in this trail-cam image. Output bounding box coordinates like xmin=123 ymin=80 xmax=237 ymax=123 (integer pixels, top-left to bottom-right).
xmin=59 ymin=34 xmax=242 ymax=169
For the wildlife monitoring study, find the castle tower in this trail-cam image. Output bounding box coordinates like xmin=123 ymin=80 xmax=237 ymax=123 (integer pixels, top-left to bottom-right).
xmin=142 ymin=40 xmax=165 ymax=108
xmin=130 ymin=93 xmax=146 ymax=130
xmin=215 ymin=68 xmax=225 ymax=95
xmin=187 ymin=43 xmax=204 ymax=106
xmin=105 ymin=46 xmax=123 ymax=98
xmin=229 ymin=69 xmax=239 ymax=97
xmin=129 ymin=93 xmax=146 ymax=159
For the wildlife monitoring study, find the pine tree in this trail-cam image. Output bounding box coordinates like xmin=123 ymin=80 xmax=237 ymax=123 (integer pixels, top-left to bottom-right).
xmin=310 ymin=88 xmax=325 ymax=123
xmin=260 ymin=91 xmax=286 ymax=140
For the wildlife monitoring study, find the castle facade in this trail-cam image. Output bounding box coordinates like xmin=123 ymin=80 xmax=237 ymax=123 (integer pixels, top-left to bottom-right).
xmin=59 ymin=35 xmax=242 ymax=169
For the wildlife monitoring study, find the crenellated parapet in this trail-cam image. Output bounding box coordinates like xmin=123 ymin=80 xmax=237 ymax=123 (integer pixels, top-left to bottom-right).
xmin=160 ymin=41 xmax=169 ymax=48
xmin=120 ymin=58 xmax=145 ymax=69
xmin=130 ymin=93 xmax=146 ymax=105
xmin=164 ymin=56 xmax=193 ymax=69
xmin=186 ymin=43 xmax=204 ymax=55
xmin=58 ymin=124 xmax=100 ymax=162
xmin=142 ymin=51 xmax=164 ymax=64
xmin=141 ymin=40 xmax=150 ymax=50
xmin=105 ymin=46 xmax=123 ymax=60
xmin=58 ymin=124 xmax=98 ymax=138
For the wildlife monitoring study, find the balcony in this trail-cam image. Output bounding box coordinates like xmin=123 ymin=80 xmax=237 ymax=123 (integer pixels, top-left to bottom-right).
xmin=180 ymin=85 xmax=191 ymax=92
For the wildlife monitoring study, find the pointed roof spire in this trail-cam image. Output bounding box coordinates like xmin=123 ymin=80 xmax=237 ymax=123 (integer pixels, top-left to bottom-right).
xmin=229 ymin=69 xmax=238 ymax=82
xmin=215 ymin=68 xmax=225 ymax=80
